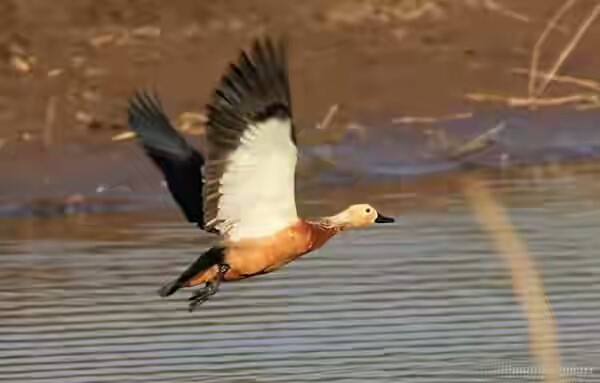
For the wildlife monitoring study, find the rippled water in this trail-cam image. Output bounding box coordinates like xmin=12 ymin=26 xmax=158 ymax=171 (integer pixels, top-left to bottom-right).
xmin=1 ymin=165 xmax=600 ymax=382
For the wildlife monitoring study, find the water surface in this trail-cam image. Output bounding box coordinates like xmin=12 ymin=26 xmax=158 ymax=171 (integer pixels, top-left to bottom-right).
xmin=1 ymin=165 xmax=600 ymax=382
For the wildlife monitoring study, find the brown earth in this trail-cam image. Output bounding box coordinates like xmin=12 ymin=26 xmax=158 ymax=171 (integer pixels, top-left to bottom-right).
xmin=1 ymin=0 xmax=600 ymax=202
xmin=1 ymin=0 xmax=600 ymax=145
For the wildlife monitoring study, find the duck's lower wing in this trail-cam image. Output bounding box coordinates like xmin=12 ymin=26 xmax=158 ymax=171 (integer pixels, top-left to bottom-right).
xmin=127 ymin=91 xmax=207 ymax=229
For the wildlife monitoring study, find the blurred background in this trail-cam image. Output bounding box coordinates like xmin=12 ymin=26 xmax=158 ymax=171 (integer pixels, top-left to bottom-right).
xmin=1 ymin=0 xmax=600 ymax=382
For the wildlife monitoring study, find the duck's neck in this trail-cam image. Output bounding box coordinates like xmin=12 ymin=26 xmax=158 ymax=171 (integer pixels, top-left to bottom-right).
xmin=318 ymin=211 xmax=350 ymax=231
xmin=304 ymin=219 xmax=344 ymax=251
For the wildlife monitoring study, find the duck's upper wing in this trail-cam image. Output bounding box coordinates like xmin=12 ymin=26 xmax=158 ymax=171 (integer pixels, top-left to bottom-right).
xmin=203 ymin=38 xmax=298 ymax=241
xmin=127 ymin=92 xmax=207 ymax=229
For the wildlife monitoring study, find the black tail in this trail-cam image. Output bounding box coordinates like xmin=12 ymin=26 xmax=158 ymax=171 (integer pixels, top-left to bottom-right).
xmin=157 ymin=246 xmax=226 ymax=297
xmin=157 ymin=279 xmax=181 ymax=298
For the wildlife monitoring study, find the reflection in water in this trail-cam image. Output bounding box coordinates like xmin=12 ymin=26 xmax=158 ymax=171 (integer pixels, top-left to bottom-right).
xmin=1 ymin=167 xmax=600 ymax=382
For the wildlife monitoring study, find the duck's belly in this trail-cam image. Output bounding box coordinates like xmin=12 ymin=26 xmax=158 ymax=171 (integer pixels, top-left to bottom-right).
xmin=183 ymin=247 xmax=305 ymax=287
xmin=224 ymin=246 xmax=304 ymax=280
xmin=185 ymin=222 xmax=321 ymax=287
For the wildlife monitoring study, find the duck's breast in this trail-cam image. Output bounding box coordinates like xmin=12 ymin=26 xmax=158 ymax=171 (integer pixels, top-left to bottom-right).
xmin=223 ymin=221 xmax=315 ymax=279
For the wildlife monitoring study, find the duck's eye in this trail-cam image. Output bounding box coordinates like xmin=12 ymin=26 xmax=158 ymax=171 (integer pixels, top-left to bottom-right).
xmin=365 ymin=208 xmax=371 ymax=213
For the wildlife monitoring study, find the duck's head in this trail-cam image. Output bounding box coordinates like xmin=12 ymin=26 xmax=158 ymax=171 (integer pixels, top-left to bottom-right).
xmin=325 ymin=204 xmax=395 ymax=229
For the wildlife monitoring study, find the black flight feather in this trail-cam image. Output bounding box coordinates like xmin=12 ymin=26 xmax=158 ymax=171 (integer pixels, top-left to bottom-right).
xmin=127 ymin=90 xmax=207 ymax=229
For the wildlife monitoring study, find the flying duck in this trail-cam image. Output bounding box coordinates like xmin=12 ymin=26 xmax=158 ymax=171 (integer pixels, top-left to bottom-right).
xmin=127 ymin=37 xmax=395 ymax=311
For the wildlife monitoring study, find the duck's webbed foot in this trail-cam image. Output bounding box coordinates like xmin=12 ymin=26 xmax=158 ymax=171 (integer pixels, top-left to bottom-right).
xmin=188 ymin=264 xmax=229 ymax=312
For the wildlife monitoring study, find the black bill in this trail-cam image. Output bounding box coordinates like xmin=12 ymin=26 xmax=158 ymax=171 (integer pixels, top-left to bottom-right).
xmin=375 ymin=213 xmax=395 ymax=223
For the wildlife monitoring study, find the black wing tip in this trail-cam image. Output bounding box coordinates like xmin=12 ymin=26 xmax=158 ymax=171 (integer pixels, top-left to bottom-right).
xmin=127 ymin=90 xmax=209 ymax=231
xmin=127 ymin=89 xmax=164 ymax=123
xmin=250 ymin=35 xmax=287 ymax=57
xmin=126 ymin=88 xmax=197 ymax=159
xmin=208 ymin=35 xmax=292 ymax=124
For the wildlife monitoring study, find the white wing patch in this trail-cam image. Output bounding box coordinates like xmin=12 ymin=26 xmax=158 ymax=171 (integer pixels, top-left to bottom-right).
xmin=211 ymin=117 xmax=298 ymax=241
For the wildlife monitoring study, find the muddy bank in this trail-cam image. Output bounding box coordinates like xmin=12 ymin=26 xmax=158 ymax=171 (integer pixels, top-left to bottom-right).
xmin=1 ymin=0 xmax=600 ymax=146
xmin=2 ymin=0 xmax=600 ymax=215
xmin=4 ymin=106 xmax=600 ymax=218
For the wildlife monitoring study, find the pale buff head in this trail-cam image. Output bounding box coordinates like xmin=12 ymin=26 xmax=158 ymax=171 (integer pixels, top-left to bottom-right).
xmin=323 ymin=204 xmax=395 ymax=229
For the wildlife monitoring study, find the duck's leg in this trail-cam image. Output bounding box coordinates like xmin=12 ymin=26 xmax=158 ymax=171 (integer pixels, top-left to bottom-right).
xmin=188 ymin=264 xmax=230 ymax=312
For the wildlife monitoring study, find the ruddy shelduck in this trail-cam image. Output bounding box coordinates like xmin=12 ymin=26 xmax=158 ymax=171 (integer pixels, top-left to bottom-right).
xmin=127 ymin=37 xmax=395 ymax=311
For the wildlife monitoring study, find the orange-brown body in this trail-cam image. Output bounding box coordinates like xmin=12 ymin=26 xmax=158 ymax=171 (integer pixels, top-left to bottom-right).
xmin=185 ymin=220 xmax=340 ymax=287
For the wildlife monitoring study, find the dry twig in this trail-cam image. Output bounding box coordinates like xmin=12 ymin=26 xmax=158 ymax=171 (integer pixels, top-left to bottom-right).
xmin=528 ymin=0 xmax=576 ymax=98
xmin=466 ymin=92 xmax=599 ymax=107
xmin=316 ymin=104 xmax=340 ymax=130
xmin=391 ymin=112 xmax=472 ymax=124
xmin=448 ymin=122 xmax=506 ymax=160
xmin=513 ymin=67 xmax=600 ymax=93
xmin=536 ymin=4 xmax=600 ymax=97
xmin=44 ymin=96 xmax=57 ymax=148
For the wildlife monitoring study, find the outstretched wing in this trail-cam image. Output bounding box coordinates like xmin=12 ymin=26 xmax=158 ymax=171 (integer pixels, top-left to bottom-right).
xmin=127 ymin=91 xmax=208 ymax=229
xmin=203 ymin=38 xmax=298 ymax=241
